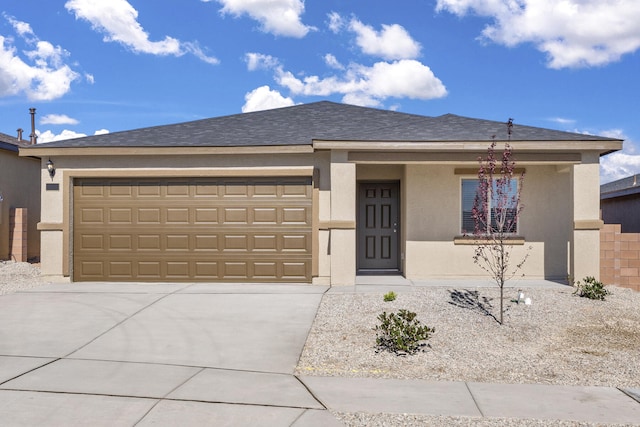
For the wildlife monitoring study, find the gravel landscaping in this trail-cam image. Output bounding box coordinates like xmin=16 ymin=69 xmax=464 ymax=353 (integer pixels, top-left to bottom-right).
xmin=298 ymin=285 xmax=640 ymax=426
xmin=0 ymin=260 xmax=48 ymax=295
xmin=296 ymin=285 xmax=640 ymax=388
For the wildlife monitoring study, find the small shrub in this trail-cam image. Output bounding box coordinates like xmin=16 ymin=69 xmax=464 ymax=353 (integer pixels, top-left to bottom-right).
xmin=383 ymin=291 xmax=397 ymax=302
xmin=374 ymin=309 xmax=434 ymax=355
xmin=574 ymin=276 xmax=610 ymax=301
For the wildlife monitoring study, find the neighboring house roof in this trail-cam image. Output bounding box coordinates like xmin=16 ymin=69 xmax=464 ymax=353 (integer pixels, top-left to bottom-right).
xmin=21 ymin=101 xmax=620 ymax=150
xmin=601 ymin=174 xmax=640 ymax=199
xmin=0 ymin=132 xmax=29 ymax=153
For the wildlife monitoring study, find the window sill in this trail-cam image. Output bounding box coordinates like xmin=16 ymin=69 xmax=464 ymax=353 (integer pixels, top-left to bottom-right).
xmin=454 ymin=236 xmax=526 ymax=245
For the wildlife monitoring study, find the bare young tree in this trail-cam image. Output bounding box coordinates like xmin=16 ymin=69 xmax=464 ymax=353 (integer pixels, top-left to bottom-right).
xmin=472 ymin=119 xmax=529 ymax=324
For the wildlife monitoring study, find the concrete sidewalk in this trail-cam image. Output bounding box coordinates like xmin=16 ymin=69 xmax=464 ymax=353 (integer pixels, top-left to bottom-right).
xmin=0 ymin=282 xmax=638 ymax=426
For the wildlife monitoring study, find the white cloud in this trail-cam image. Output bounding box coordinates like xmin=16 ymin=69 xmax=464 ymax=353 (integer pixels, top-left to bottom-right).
xmin=216 ymin=0 xmax=314 ymax=38
xmin=65 ymin=0 xmax=219 ymax=63
xmin=0 ymin=17 xmax=80 ymax=101
xmin=549 ymin=117 xmax=576 ymax=125
xmin=37 ymin=129 xmax=85 ymax=142
xmin=273 ymin=59 xmax=447 ymax=107
xmin=598 ymin=129 xmax=640 ymax=183
xmin=327 ymin=12 xmax=344 ymax=34
xmin=40 ymin=114 xmax=79 ymax=125
xmin=242 ymin=85 xmax=295 ymax=112
xmin=4 ymin=13 xmax=35 ymax=40
xmin=244 ymin=15 xmax=445 ymax=108
xmin=436 ymin=0 xmax=640 ymax=68
xmin=245 ymin=52 xmax=280 ymax=71
xmin=348 ymin=19 xmax=421 ymax=60
xmin=323 ymin=54 xmax=344 ymax=70
xmin=182 ymin=42 xmax=220 ymax=65
xmin=37 ymin=128 xmax=109 ymax=143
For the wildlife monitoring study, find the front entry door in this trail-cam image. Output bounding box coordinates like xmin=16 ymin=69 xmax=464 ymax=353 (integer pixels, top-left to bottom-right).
xmin=357 ymin=182 xmax=400 ymax=273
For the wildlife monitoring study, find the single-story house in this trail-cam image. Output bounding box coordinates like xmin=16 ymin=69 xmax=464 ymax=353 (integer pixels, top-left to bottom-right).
xmin=20 ymin=101 xmax=622 ymax=285
xmin=0 ymin=132 xmax=41 ymax=261
xmin=601 ymin=174 xmax=640 ymax=233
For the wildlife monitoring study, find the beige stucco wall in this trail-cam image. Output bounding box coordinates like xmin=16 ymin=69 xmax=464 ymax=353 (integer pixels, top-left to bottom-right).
xmin=328 ymin=151 xmax=356 ymax=285
xmin=570 ymin=152 xmax=602 ymax=281
xmin=403 ymin=164 xmax=572 ymax=281
xmin=0 ymin=150 xmax=41 ymax=260
xmin=36 ymin=148 xmax=603 ymax=285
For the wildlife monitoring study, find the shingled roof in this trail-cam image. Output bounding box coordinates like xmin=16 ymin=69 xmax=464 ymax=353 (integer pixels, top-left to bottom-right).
xmin=23 ymin=101 xmax=619 ymax=149
xmin=601 ymin=174 xmax=640 ymax=199
xmin=0 ymin=132 xmax=29 ymax=153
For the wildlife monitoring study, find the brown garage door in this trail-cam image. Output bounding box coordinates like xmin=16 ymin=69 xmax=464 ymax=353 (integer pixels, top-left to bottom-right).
xmin=73 ymin=177 xmax=312 ymax=282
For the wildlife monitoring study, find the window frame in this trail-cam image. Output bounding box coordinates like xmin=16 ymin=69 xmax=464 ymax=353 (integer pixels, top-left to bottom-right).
xmin=460 ymin=176 xmax=520 ymax=236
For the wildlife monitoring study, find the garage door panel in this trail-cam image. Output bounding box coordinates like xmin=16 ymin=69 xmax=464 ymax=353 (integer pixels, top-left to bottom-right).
xmin=253 ymin=208 xmax=277 ymax=223
xmin=282 ymin=262 xmax=308 ymax=279
xmin=79 ymin=208 xmax=104 ymax=224
xmin=195 ymin=262 xmax=218 ymax=277
xmin=194 ymin=183 xmax=218 ymax=196
xmin=79 ymin=234 xmax=104 ymax=250
xmin=108 ymin=184 xmax=133 ymax=197
xmin=138 ymin=235 xmax=162 ymax=250
xmin=138 ymin=208 xmax=162 ymax=223
xmin=253 ymin=235 xmax=277 ymax=251
xmin=195 ymin=208 xmax=218 ymax=223
xmin=223 ymin=208 xmax=248 ymax=224
xmin=109 ymin=235 xmax=133 ymax=250
xmin=138 ymin=182 xmax=162 ymax=196
xmin=222 ymin=182 xmax=250 ymax=197
xmin=109 ymin=208 xmax=133 ymax=224
xmin=137 ymin=262 xmax=161 ymax=278
xmin=109 ymin=261 xmax=133 ymax=278
xmin=74 ymin=177 xmax=312 ymax=282
xmin=282 ymin=207 xmax=309 ymax=224
xmin=79 ymin=261 xmax=104 ymax=278
xmin=166 ymin=182 xmax=190 ymax=196
xmin=195 ymin=235 xmax=219 ymax=250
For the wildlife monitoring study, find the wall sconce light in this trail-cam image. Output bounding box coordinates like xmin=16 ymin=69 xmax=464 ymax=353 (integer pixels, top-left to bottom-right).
xmin=47 ymin=158 xmax=55 ymax=179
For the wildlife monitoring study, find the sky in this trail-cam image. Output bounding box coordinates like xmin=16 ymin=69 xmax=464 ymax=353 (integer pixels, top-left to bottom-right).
xmin=1 ymin=0 xmax=639 ymax=184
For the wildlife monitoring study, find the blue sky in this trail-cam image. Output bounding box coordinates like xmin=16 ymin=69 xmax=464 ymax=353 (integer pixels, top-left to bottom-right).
xmin=1 ymin=0 xmax=639 ymax=183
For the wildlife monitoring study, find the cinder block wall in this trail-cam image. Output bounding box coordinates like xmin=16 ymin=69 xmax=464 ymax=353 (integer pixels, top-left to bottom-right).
xmin=600 ymin=223 xmax=640 ymax=291
xmin=9 ymin=208 xmax=28 ymax=262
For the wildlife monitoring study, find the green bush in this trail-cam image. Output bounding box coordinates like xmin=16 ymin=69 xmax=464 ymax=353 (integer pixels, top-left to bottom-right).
xmin=374 ymin=309 xmax=434 ymax=355
xmin=383 ymin=291 xmax=397 ymax=302
xmin=574 ymin=276 xmax=610 ymax=301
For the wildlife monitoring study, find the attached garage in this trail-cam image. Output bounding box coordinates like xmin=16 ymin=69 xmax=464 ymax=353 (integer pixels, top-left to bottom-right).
xmin=73 ymin=177 xmax=312 ymax=282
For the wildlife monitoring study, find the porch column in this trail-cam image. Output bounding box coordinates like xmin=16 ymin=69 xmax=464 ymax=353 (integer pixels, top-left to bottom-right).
xmin=570 ymin=152 xmax=603 ymax=282
xmin=39 ymin=161 xmax=67 ymax=280
xmin=329 ymin=151 xmax=356 ymax=285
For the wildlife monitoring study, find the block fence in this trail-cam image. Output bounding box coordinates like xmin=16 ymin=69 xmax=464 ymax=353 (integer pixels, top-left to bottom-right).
xmin=600 ymin=223 xmax=640 ymax=291
xmin=9 ymin=207 xmax=28 ymax=263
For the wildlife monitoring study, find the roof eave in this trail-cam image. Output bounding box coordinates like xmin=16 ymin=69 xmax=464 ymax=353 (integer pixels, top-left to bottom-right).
xmin=312 ymin=139 xmax=624 ymax=153
xmin=19 ymin=145 xmax=314 ymax=157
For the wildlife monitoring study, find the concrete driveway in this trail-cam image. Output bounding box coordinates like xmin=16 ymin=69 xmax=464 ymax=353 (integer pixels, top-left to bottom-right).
xmin=0 ymin=283 xmax=338 ymax=426
xmin=3 ymin=281 xmax=640 ymax=426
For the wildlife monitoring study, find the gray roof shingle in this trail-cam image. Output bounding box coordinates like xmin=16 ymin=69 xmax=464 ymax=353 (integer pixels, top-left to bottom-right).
xmin=601 ymin=174 xmax=640 ymax=199
xmin=23 ymin=101 xmax=619 ymax=149
xmin=0 ymin=132 xmax=29 ymax=152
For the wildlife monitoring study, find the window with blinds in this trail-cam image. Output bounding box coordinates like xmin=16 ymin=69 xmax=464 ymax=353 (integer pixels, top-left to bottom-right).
xmin=461 ymin=178 xmax=519 ymax=235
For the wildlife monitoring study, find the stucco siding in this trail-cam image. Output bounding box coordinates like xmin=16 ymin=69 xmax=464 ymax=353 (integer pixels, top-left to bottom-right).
xmin=403 ymin=164 xmax=572 ymax=281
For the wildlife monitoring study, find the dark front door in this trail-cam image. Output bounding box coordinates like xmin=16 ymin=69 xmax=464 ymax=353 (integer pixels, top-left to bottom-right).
xmin=357 ymin=182 xmax=400 ymax=273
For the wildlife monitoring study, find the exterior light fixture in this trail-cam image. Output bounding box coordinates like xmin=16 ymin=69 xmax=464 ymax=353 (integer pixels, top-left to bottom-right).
xmin=47 ymin=158 xmax=55 ymax=179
